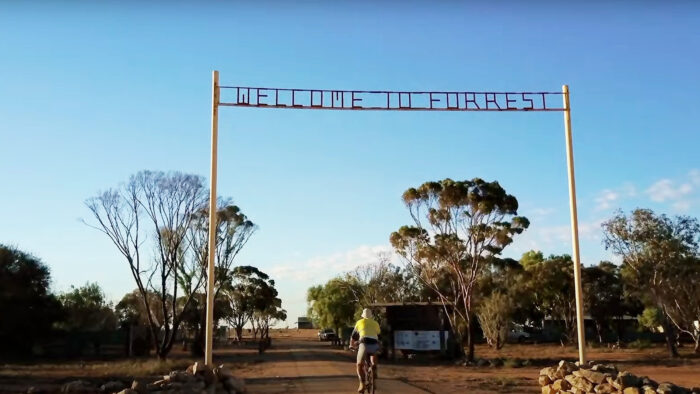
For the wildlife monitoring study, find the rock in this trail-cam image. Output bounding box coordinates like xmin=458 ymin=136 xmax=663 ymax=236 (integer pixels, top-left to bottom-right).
xmin=624 ymin=387 xmax=641 ymax=394
xmin=592 ymin=364 xmax=619 ymax=376
xmin=579 ymin=369 xmax=608 ymax=385
xmin=168 ymin=370 xmax=195 ymax=383
xmin=557 ymin=360 xmax=578 ymax=374
xmin=540 ymin=367 xmax=555 ymax=376
xmin=203 ymin=384 xmax=217 ymax=394
xmin=656 ymin=383 xmax=676 ymax=394
xmin=203 ymin=369 xmax=217 ymax=386
xmin=575 ymin=360 xmax=595 ymax=368
xmin=101 ymin=381 xmax=126 ymax=392
xmin=541 ymin=385 xmax=555 ymax=394
xmin=61 ymin=380 xmax=97 ymax=393
xmin=641 ymin=377 xmax=659 ymax=388
xmin=538 ymin=375 xmax=552 ymax=386
xmin=569 ymin=376 xmax=594 ymax=392
xmin=691 ymin=387 xmax=700 ymax=394
xmin=215 ymin=365 xmax=234 ymax=381
xmin=552 ymin=379 xmax=571 ymax=391
xmin=614 ymin=371 xmax=641 ymax=390
xmin=130 ymin=380 xmax=148 ymax=394
xmin=223 ymin=377 xmax=246 ymax=394
xmin=595 ymin=383 xmax=617 ymax=393
xmin=182 ymin=381 xmax=206 ymax=392
xmin=540 ymin=366 xmax=558 ymax=381
xmin=186 ymin=364 xmax=195 ymax=374
xmin=476 ymin=358 xmax=489 ymax=367
xmin=193 ymin=361 xmax=212 ymax=376
xmin=146 ymin=379 xmax=171 ymax=391
xmin=642 ymin=386 xmax=658 ymax=394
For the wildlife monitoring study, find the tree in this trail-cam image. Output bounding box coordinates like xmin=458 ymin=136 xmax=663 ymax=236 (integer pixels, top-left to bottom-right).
xmin=85 ymin=170 xmax=208 ymax=359
xmin=0 ymin=245 xmax=62 ymax=356
xmin=57 ymin=282 xmax=117 ymax=332
xmin=479 ymin=257 xmax=535 ymax=329
xmin=522 ymin=253 xmax=578 ymax=345
xmin=115 ymin=289 xmax=170 ymax=329
xmin=390 ymin=178 xmax=529 ymax=361
xmin=582 ymin=262 xmax=641 ymax=344
xmin=307 ymin=278 xmax=361 ymax=338
xmin=638 ymin=307 xmax=664 ymax=333
xmin=181 ymin=202 xmax=256 ymax=353
xmin=222 ymin=266 xmax=279 ymax=341
xmin=346 ymin=252 xmax=425 ymax=307
xmin=252 ymin=298 xmax=287 ymax=340
xmin=602 ymin=209 xmax=700 ymax=356
xmin=477 ymin=292 xmax=513 ymax=350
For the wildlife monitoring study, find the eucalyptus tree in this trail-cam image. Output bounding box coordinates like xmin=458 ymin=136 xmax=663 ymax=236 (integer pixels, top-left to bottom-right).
xmin=85 ymin=170 xmax=207 ymax=359
xmin=181 ymin=202 xmax=256 ymax=352
xmin=307 ymin=278 xmax=361 ymax=338
xmin=346 ymin=252 xmax=424 ymax=307
xmin=390 ymin=178 xmax=529 ymax=361
xmin=222 ymin=266 xmax=279 ymax=341
xmin=602 ymin=209 xmax=700 ymax=356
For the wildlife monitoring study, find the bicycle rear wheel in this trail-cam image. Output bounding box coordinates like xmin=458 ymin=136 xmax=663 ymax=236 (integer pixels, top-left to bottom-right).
xmin=366 ymin=363 xmax=375 ymax=394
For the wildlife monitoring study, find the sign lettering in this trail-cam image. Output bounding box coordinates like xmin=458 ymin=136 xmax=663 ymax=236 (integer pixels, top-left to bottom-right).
xmin=219 ymin=87 xmax=564 ymax=111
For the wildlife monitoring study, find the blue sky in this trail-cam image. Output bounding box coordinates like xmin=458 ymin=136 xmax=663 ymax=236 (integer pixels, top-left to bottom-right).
xmin=1 ymin=2 xmax=699 ymax=325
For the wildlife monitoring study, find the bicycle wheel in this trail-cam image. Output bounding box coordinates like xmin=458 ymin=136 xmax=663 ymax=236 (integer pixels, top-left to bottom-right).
xmin=367 ymin=363 xmax=375 ymax=394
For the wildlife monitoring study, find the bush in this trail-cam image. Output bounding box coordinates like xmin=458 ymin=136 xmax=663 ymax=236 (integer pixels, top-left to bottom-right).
xmin=628 ymin=338 xmax=652 ymax=350
xmin=0 ymin=245 xmax=63 ymax=356
xmin=504 ymin=358 xmax=523 ymax=368
xmin=477 ymin=292 xmax=513 ymax=350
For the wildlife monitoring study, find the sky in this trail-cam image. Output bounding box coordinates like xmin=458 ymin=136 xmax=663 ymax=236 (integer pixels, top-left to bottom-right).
xmin=1 ymin=1 xmax=699 ymax=326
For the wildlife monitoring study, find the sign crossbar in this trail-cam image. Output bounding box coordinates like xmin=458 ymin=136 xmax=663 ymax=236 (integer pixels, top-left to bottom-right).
xmin=219 ymin=86 xmax=565 ymax=111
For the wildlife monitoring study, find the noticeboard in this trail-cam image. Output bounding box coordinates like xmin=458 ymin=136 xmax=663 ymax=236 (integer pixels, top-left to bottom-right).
xmin=394 ymin=330 xmax=447 ymax=351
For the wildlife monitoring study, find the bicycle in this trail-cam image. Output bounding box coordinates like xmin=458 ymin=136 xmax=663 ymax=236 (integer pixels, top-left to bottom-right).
xmin=349 ymin=343 xmax=378 ymax=394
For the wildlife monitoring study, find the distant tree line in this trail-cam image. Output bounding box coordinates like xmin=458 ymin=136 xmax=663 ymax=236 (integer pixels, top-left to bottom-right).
xmin=307 ymin=177 xmax=700 ymax=362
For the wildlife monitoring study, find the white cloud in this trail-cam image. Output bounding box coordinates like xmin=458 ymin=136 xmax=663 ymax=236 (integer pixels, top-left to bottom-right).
xmin=594 ymin=183 xmax=636 ymax=211
xmin=268 ymin=244 xmax=394 ymax=283
xmin=672 ymin=200 xmax=692 ymax=212
xmin=531 ymin=207 xmax=555 ymax=217
xmin=508 ymin=218 xmax=605 ymax=259
xmin=689 ymin=169 xmax=700 ymax=186
xmin=646 ymin=179 xmax=693 ymax=202
xmin=595 ymin=189 xmax=619 ymax=211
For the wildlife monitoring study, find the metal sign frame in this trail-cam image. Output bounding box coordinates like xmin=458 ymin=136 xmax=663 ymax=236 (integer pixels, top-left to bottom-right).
xmin=204 ymin=70 xmax=586 ymax=365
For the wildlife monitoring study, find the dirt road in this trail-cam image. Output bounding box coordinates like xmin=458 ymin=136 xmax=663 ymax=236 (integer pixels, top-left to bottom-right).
xmin=225 ymin=338 xmax=429 ymax=393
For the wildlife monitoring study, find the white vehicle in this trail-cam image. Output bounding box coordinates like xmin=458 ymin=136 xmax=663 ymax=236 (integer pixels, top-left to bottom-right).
xmin=507 ymin=324 xmax=531 ymax=343
xmin=318 ymin=328 xmax=337 ymax=341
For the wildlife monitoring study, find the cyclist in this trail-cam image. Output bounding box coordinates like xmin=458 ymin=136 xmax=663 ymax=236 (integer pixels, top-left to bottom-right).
xmin=349 ymin=308 xmax=380 ymax=393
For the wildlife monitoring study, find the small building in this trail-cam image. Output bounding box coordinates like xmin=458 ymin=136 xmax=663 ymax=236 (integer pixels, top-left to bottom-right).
xmin=370 ymin=302 xmax=456 ymax=360
xmin=297 ymin=316 xmax=314 ymax=329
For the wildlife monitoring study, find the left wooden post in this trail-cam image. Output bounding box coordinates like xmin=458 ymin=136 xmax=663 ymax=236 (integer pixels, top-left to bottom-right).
xmin=205 ymin=70 xmax=220 ymax=366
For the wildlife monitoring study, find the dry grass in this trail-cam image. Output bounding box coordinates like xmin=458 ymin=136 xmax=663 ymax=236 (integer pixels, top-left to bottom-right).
xmin=0 ymin=358 xmax=196 ymax=379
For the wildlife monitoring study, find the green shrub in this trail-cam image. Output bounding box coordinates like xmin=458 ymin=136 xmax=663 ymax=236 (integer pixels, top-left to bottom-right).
xmin=628 ymin=338 xmax=652 ymax=349
xmin=503 ymin=358 xmax=523 ymax=368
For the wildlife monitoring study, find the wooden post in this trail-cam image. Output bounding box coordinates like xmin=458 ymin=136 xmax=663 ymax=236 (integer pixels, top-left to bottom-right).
xmin=205 ymin=70 xmax=220 ymax=366
xmin=563 ymin=84 xmax=587 ymax=364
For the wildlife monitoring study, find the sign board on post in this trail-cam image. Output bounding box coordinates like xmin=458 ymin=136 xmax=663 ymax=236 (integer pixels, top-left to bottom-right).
xmin=394 ymin=330 xmax=446 ymax=351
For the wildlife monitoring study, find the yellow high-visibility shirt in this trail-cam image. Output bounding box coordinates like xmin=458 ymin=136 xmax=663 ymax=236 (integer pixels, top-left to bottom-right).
xmin=353 ymin=318 xmax=381 ymax=340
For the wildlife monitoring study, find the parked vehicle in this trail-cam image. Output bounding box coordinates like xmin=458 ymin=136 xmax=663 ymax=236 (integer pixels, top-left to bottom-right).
xmin=318 ymin=328 xmax=337 ymax=341
xmin=507 ymin=324 xmax=532 ymax=343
